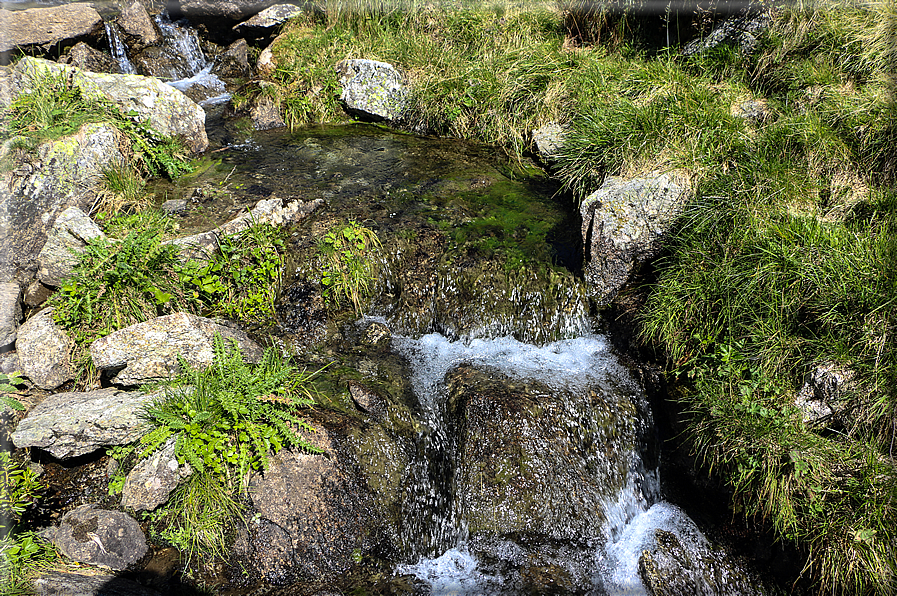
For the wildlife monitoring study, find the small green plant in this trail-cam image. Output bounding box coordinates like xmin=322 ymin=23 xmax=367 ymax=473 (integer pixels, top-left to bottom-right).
xmin=135 ymin=336 xmax=320 ymax=573
xmin=139 ymin=335 xmax=321 ymax=489
xmin=0 ymin=452 xmax=42 ymax=533
xmin=149 ymin=472 xmax=243 ymax=574
xmin=0 ymin=372 xmax=25 ymax=412
xmin=319 ymin=221 xmax=381 ymax=315
xmin=0 ymin=532 xmax=59 ymax=596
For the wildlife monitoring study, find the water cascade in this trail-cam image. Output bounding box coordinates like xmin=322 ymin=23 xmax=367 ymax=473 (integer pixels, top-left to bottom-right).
xmin=102 ymin=21 xmax=137 ymax=75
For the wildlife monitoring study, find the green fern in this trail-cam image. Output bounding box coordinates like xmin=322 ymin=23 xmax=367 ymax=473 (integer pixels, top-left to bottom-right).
xmin=139 ymin=334 xmax=321 ymax=490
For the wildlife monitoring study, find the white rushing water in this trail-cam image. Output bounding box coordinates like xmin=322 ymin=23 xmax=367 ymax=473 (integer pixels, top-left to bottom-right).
xmin=391 ymin=331 xmax=751 ymax=595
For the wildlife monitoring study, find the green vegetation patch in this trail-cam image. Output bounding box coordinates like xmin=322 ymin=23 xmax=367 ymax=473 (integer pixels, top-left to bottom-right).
xmin=50 ymin=212 xmax=288 ymax=386
xmin=131 ymin=336 xmax=321 ymax=574
xmin=0 ymin=71 xmax=192 ymax=179
xmin=319 ymin=221 xmax=382 ymax=315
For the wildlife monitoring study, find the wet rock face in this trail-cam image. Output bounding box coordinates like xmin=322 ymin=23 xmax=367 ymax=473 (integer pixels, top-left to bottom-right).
xmin=42 ymin=504 xmax=148 ymax=571
xmin=336 ymin=59 xmax=408 ymax=122
xmin=580 ymin=171 xmax=690 ymax=304
xmin=11 ymin=387 xmax=161 ymax=458
xmin=0 ymin=4 xmax=104 ymax=59
xmin=244 ymin=432 xmax=386 ymax=584
xmin=233 ymin=3 xmax=306 ymax=41
xmin=89 ymin=312 xmax=263 ymax=386
xmin=638 ymin=529 xmax=762 ymax=596
xmin=446 ymin=365 xmax=639 ymax=540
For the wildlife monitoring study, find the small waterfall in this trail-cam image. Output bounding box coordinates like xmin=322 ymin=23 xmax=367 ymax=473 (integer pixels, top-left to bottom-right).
xmin=154 ymin=11 xmax=206 ymax=78
xmin=103 ymin=22 xmax=137 ymax=75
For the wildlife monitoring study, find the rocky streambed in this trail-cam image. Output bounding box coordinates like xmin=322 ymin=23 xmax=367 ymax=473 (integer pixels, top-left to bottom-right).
xmin=0 ymin=2 xmax=797 ymax=595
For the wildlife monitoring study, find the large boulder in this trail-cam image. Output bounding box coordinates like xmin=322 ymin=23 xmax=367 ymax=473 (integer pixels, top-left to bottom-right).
xmin=42 ymin=504 xmax=148 ymax=571
xmin=0 ymin=281 xmax=21 ymax=350
xmin=13 ymin=57 xmax=208 ymax=153
xmin=117 ymin=0 xmax=162 ymax=52
xmin=445 ymin=365 xmax=639 ymax=539
xmin=0 ymin=122 xmax=123 ymax=281
xmin=211 ymin=39 xmax=252 ymax=79
xmin=580 ymin=171 xmax=690 ymax=304
xmin=15 ymin=308 xmax=72 ymax=390
xmin=37 ymin=206 xmax=105 ymax=287
xmin=11 ymin=387 xmax=162 ymax=458
xmin=89 ymin=312 xmax=264 ymax=385
xmin=0 ymin=5 xmax=104 ymax=60
xmin=173 ymin=0 xmax=283 ymax=23
xmin=336 ymin=59 xmax=408 ymax=123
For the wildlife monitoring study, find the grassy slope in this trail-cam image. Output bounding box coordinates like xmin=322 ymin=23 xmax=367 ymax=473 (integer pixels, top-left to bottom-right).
xmin=265 ymin=1 xmax=897 ymax=592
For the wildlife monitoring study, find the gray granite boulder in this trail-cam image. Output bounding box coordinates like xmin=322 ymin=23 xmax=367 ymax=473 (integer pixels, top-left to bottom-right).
xmin=11 ymin=387 xmax=161 ymax=458
xmin=0 ymin=4 xmax=104 ymax=58
xmin=117 ymin=0 xmax=162 ymax=52
xmin=14 ymin=57 xmax=208 ymax=153
xmin=37 ymin=206 xmax=105 ymax=287
xmin=233 ymin=3 xmax=304 ymax=40
xmin=121 ymin=436 xmax=191 ymax=511
xmin=165 ymin=197 xmax=322 ymax=260
xmin=90 ymin=312 xmax=264 ymax=385
xmin=0 ymin=281 xmax=22 ymax=350
xmin=62 ymin=42 xmax=119 ymax=75
xmin=682 ymin=5 xmax=772 ymax=57
xmin=580 ymin=171 xmax=690 ymax=304
xmin=15 ymin=308 xmax=72 ymax=390
xmin=795 ymin=362 xmax=856 ymax=424
xmin=0 ymin=122 xmax=123 ymax=281
xmin=336 ymin=59 xmax=407 ymax=122
xmin=42 ymin=504 xmax=148 ymax=571
xmin=34 ymin=571 xmax=162 ymax=596
xmin=531 ymin=122 xmax=565 ymax=163
xmin=174 ymin=0 xmax=282 ymax=22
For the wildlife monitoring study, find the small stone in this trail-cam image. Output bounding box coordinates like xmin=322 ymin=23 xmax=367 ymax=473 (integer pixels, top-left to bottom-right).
xmin=0 ymin=281 xmax=22 ymax=349
xmin=251 ymin=96 xmax=285 ymax=130
xmin=15 ymin=308 xmax=72 ymax=390
xmin=348 ymin=380 xmax=387 ymax=418
xmin=0 ymin=351 xmax=19 ymax=374
xmin=121 ymin=436 xmax=191 ymax=511
xmin=37 ymin=206 xmax=105 ymax=287
xmin=23 ymin=279 xmax=53 ymax=308
xmin=531 ymin=123 xmax=565 ymax=161
xmin=42 ymin=504 xmax=147 ymax=571
xmin=161 ymin=199 xmax=187 ymax=215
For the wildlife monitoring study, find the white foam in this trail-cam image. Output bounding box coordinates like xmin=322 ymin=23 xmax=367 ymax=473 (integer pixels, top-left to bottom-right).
xmin=396 ymin=545 xmax=498 ymax=596
xmin=392 ymin=332 xmax=634 ymax=408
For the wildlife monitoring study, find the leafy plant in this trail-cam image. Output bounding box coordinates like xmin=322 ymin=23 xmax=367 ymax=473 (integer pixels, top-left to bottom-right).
xmin=133 ymin=336 xmax=321 ymax=574
xmin=319 ymin=221 xmax=381 ymax=315
xmin=0 ymin=372 xmax=25 ymax=412
xmin=0 ymin=452 xmax=42 ymax=533
xmin=139 ymin=335 xmax=321 ymax=491
xmin=0 ymin=532 xmax=58 ymax=596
